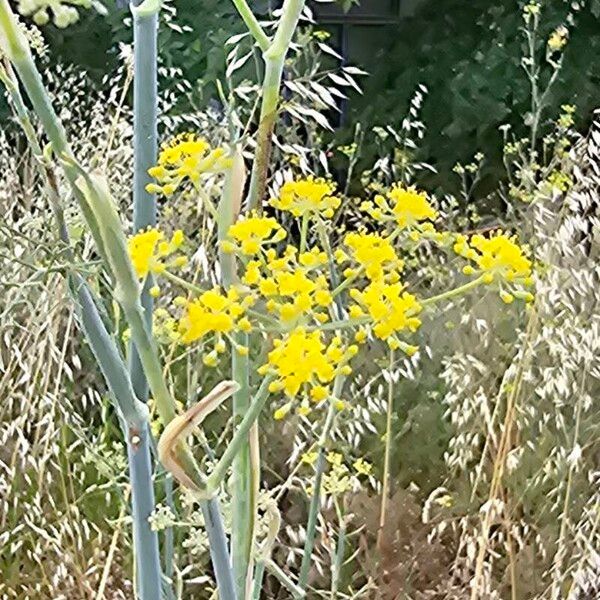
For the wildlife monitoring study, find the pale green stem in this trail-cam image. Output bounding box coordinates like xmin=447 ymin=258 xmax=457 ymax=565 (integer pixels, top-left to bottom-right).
xmin=246 ymin=0 xmax=306 ymax=211
xmin=298 ymin=377 xmax=343 ymax=590
xmin=230 ymin=0 xmax=270 ymax=51
xmin=420 ymin=275 xmax=486 ymax=307
xmin=251 ymin=560 xmax=266 ymax=600
xmin=206 ymin=375 xmax=273 ymax=494
xmin=265 ymin=559 xmax=305 ymax=598
xmin=377 ymin=349 xmax=394 ymax=553
xmin=162 ymin=269 xmax=204 ymax=294
xmin=330 ymin=499 xmax=347 ymax=600
xmin=217 ymin=145 xmax=254 ymax=598
xmin=299 ymin=213 xmax=309 ymax=253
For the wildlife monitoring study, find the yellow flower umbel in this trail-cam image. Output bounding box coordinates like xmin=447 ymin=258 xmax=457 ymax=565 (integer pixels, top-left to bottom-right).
xmin=362 ymin=184 xmax=437 ymax=229
xmin=243 ymin=246 xmax=334 ymax=326
xmin=454 ymin=231 xmax=534 ymax=302
xmin=146 ymin=133 xmax=231 ymax=196
xmin=349 ymin=281 xmax=422 ymax=352
xmin=127 ymin=228 xmax=186 ymax=279
xmin=260 ymin=328 xmax=357 ymax=417
xmin=178 ymin=287 xmax=254 ymax=364
xmin=222 ymin=212 xmax=287 ymax=256
xmin=335 ymin=231 xmax=404 ymax=282
xmin=270 ymin=177 xmax=341 ymax=219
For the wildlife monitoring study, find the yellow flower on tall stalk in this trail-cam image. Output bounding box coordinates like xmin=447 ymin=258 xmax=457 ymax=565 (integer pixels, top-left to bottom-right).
xmin=454 ymin=231 xmax=533 ymax=286
xmin=178 ymin=286 xmax=253 ymax=347
xmin=270 ymin=177 xmax=341 ymax=218
xmin=127 ymin=228 xmax=186 ymax=279
xmin=243 ymin=246 xmax=334 ymax=326
xmin=146 ymin=133 xmax=232 ymax=196
xmin=222 ymin=212 xmax=287 ymax=256
xmin=361 ymin=184 xmax=437 ymax=229
xmin=349 ymin=281 xmax=422 ymax=352
xmin=259 ymin=328 xmax=357 ymax=416
xmin=335 ymin=231 xmax=404 ymax=282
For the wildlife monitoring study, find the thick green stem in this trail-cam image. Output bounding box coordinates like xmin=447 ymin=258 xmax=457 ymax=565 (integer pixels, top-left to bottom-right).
xmin=298 ymin=377 xmax=343 ymax=590
xmin=246 ymin=0 xmax=306 ymax=211
xmin=247 ymin=57 xmax=283 ymax=212
xmin=129 ymin=0 xmax=159 ymax=403
xmin=231 ymin=341 xmax=253 ymax=597
xmin=128 ymin=3 xmax=164 ymax=594
xmin=218 ymin=147 xmax=254 ymax=598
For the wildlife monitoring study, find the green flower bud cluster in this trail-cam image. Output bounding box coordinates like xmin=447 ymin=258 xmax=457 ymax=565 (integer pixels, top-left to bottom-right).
xmin=17 ymin=0 xmax=90 ymax=28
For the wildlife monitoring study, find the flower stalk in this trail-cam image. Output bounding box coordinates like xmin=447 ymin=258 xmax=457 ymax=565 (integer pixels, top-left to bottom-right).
xmin=298 ymin=377 xmax=343 ymax=590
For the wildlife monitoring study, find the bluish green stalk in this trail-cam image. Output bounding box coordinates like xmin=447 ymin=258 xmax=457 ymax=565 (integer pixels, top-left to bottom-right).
xmin=202 ymin=498 xmax=238 ymax=600
xmin=0 ymin=49 xmax=163 ymax=600
xmin=298 ymin=377 xmax=343 ymax=590
xmin=83 ymin=179 xmax=237 ymax=599
xmin=129 ymin=0 xmax=158 ymax=401
xmin=330 ymin=501 xmax=347 ymax=599
xmin=128 ymin=1 xmax=163 ymax=596
xmin=230 ymin=341 xmax=252 ymax=597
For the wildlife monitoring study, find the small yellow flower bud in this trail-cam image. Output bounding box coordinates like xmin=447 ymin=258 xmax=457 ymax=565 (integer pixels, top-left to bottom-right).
xmin=355 ymin=329 xmax=367 ymax=343
xmin=482 ymin=273 xmax=494 ymax=284
xmin=404 ymin=344 xmax=419 ymax=357
xmin=333 ymin=399 xmax=345 ymax=411
xmin=500 ymin=291 xmax=514 ymax=304
xmin=462 ymin=265 xmax=475 ymax=276
xmin=172 ymin=256 xmax=188 ymax=268
xmin=162 ymin=184 xmax=176 ymax=196
xmin=237 ymin=317 xmax=252 ymax=333
xmin=203 ymin=352 xmax=218 ymax=367
xmin=150 ymin=285 xmax=160 ymax=298
xmin=268 ymin=380 xmax=284 ymax=393
xmin=274 ymin=403 xmax=291 ymax=420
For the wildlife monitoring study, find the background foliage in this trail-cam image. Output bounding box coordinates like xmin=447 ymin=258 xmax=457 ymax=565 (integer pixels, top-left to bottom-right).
xmin=15 ymin=0 xmax=600 ymax=194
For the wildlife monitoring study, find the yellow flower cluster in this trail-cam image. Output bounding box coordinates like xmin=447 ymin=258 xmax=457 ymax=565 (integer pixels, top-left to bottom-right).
xmin=178 ymin=287 xmax=253 ymax=364
xmin=243 ymin=246 xmax=334 ymax=325
xmin=454 ymin=231 xmax=534 ymax=303
xmin=316 ymin=452 xmax=372 ymax=497
xmin=335 ymin=231 xmax=404 ymax=282
xmin=259 ymin=328 xmax=357 ymax=417
xmin=222 ymin=213 xmax=286 ymax=256
xmin=349 ymin=281 xmax=421 ymax=351
xmin=127 ymin=228 xmax=186 ymax=279
xmin=146 ymin=133 xmax=231 ymax=196
xmin=270 ymin=177 xmax=341 ymax=219
xmin=361 ymin=184 xmax=437 ymax=229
